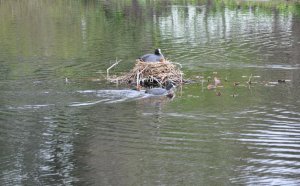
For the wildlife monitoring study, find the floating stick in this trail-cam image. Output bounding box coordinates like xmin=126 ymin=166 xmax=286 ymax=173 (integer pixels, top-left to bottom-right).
xmin=107 ymin=58 xmax=122 ymax=80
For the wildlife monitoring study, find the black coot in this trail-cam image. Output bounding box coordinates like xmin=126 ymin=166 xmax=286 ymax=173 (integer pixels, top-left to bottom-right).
xmin=145 ymin=81 xmax=175 ymax=97
xmin=139 ymin=48 xmax=164 ymax=62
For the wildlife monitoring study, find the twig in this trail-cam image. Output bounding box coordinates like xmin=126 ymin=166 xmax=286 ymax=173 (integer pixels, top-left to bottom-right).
xmin=180 ymin=72 xmax=183 ymax=84
xmin=139 ymin=64 xmax=149 ymax=74
xmin=136 ymin=64 xmax=148 ymax=87
xmin=247 ymin=74 xmax=253 ymax=84
xmin=107 ymin=58 xmax=122 ymax=80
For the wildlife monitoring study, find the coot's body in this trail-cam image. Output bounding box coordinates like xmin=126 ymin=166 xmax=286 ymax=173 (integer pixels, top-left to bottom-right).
xmin=145 ymin=87 xmax=169 ymax=95
xmin=145 ymin=81 xmax=175 ymax=97
xmin=139 ymin=48 xmax=164 ymax=62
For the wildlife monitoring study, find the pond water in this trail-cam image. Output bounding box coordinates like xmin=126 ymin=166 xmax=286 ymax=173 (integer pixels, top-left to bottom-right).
xmin=1 ymin=0 xmax=300 ymax=185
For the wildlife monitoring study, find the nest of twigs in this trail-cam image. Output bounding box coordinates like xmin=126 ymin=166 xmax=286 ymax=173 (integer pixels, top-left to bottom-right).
xmin=107 ymin=59 xmax=183 ymax=86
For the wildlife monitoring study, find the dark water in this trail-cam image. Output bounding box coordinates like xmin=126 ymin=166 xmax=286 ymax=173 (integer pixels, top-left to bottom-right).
xmin=1 ymin=0 xmax=300 ymax=185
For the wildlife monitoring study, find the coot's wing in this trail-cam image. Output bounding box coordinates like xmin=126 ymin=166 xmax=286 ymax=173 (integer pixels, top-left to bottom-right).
xmin=140 ymin=54 xmax=162 ymax=62
xmin=140 ymin=54 xmax=151 ymax=62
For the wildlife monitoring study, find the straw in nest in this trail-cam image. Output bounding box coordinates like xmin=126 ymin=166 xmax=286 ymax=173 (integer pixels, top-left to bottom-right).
xmin=108 ymin=60 xmax=183 ymax=86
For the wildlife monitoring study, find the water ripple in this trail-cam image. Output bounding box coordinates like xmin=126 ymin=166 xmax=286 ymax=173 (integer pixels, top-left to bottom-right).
xmin=230 ymin=105 xmax=300 ymax=182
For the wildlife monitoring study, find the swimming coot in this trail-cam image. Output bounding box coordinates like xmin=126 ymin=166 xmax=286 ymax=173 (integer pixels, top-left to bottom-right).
xmin=139 ymin=48 xmax=164 ymax=62
xmin=145 ymin=81 xmax=175 ymax=97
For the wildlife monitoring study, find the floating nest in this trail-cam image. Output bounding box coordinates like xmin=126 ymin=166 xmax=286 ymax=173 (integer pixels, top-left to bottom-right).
xmin=107 ymin=59 xmax=184 ymax=86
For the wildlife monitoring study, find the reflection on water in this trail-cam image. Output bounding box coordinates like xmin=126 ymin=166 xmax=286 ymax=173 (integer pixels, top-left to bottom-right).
xmin=159 ymin=5 xmax=294 ymax=68
xmin=1 ymin=0 xmax=300 ymax=185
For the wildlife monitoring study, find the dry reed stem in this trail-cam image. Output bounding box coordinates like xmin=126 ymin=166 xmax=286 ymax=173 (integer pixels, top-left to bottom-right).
xmin=106 ymin=58 xmax=122 ymax=80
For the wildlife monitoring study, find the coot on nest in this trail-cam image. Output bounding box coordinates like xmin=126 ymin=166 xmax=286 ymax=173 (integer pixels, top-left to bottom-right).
xmin=139 ymin=48 xmax=164 ymax=62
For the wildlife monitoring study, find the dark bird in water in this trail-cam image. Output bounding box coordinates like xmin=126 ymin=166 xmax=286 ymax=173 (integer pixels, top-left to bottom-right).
xmin=145 ymin=81 xmax=175 ymax=98
xmin=139 ymin=48 xmax=164 ymax=62
xmin=278 ymin=79 xmax=286 ymax=83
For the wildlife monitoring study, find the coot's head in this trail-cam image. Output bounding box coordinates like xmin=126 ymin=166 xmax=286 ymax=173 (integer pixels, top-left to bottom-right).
xmin=154 ymin=48 xmax=162 ymax=55
xmin=165 ymin=81 xmax=176 ymax=98
xmin=165 ymin=80 xmax=176 ymax=91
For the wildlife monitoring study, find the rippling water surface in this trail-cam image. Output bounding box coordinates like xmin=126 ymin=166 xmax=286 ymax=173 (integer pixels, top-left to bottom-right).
xmin=1 ymin=0 xmax=300 ymax=185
